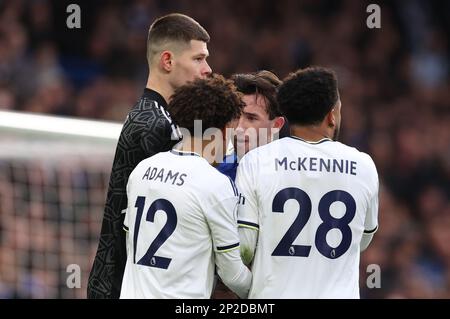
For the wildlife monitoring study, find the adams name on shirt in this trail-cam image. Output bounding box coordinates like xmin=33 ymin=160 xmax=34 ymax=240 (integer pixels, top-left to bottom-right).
xmin=141 ymin=166 xmax=187 ymax=186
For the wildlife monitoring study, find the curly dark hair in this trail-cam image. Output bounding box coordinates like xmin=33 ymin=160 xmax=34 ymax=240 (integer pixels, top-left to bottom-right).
xmin=231 ymin=70 xmax=282 ymax=120
xmin=277 ymin=66 xmax=339 ymax=126
xmin=167 ymin=74 xmax=244 ymax=136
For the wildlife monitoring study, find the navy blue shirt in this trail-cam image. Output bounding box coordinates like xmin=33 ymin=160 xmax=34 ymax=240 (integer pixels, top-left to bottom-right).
xmin=216 ymin=153 xmax=239 ymax=181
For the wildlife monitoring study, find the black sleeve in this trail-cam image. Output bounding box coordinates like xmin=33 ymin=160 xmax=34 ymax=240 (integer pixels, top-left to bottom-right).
xmin=87 ymin=201 xmax=126 ymax=299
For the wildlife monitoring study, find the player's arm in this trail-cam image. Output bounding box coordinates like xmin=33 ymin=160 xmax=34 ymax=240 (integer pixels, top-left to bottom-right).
xmin=122 ymin=175 xmax=134 ymax=257
xmin=206 ymin=195 xmax=252 ymax=299
xmin=214 ymin=245 xmax=252 ymax=299
xmin=360 ymin=229 xmax=376 ymax=252
xmin=361 ymin=192 xmax=378 ymax=252
xmin=238 ymin=227 xmax=258 ymax=266
xmin=88 ymin=154 xmax=131 ymax=298
xmin=235 ymin=156 xmax=259 ymax=265
xmin=361 ymin=158 xmax=379 ymax=252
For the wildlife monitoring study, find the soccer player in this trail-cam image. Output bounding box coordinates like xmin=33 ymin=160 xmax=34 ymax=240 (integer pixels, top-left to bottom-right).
xmin=216 ymin=70 xmax=289 ymax=181
xmin=88 ymin=13 xmax=212 ymax=299
xmin=236 ymin=67 xmax=379 ymax=298
xmin=120 ymin=75 xmax=252 ymax=299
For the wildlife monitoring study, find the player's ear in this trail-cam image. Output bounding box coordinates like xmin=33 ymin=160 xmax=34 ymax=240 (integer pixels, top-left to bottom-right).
xmin=272 ymin=116 xmax=285 ymax=129
xmin=159 ymin=51 xmax=173 ymax=72
xmin=328 ymin=99 xmax=342 ymax=129
xmin=327 ymin=107 xmax=337 ymax=128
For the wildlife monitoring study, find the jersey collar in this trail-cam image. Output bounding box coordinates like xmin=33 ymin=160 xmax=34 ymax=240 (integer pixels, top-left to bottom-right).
xmin=170 ymin=149 xmax=201 ymax=157
xmin=143 ymin=88 xmax=167 ymax=107
xmin=289 ymin=136 xmax=332 ymax=144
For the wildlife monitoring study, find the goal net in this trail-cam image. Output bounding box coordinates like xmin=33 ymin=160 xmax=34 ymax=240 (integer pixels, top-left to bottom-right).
xmin=0 ymin=110 xmax=122 ymax=298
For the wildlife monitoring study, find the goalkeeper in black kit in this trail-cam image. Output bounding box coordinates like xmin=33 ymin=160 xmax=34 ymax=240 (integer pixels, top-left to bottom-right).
xmin=87 ymin=13 xmax=212 ymax=298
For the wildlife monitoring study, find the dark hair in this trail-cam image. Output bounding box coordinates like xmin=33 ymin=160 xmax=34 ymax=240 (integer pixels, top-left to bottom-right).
xmin=277 ymin=66 xmax=339 ymax=126
xmin=167 ymin=74 xmax=244 ymax=136
xmin=147 ymin=13 xmax=210 ymax=65
xmin=231 ymin=70 xmax=282 ymax=120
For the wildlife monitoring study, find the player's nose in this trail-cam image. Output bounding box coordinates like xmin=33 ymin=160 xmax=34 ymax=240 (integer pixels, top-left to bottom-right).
xmin=235 ymin=124 xmax=246 ymax=137
xmin=202 ymin=62 xmax=212 ymax=77
xmin=236 ymin=116 xmax=248 ymax=132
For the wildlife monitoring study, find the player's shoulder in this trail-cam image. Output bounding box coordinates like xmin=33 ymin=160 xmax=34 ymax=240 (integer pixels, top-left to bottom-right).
xmin=334 ymin=141 xmax=377 ymax=172
xmin=339 ymin=142 xmax=375 ymax=163
xmin=132 ymin=151 xmax=169 ymax=173
xmin=125 ymin=90 xmax=170 ymax=124
xmin=240 ymin=137 xmax=286 ymax=162
xmin=167 ymin=151 xmax=232 ymax=185
xmin=206 ymin=162 xmax=238 ymax=190
xmin=189 ymin=159 xmax=239 ymax=200
xmin=238 ymin=137 xmax=294 ymax=171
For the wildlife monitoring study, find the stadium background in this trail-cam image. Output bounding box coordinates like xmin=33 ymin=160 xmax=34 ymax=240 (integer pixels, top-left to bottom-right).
xmin=0 ymin=0 xmax=449 ymax=298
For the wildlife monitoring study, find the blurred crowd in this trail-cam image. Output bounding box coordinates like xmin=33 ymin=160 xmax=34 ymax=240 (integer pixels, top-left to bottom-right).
xmin=0 ymin=0 xmax=449 ymax=298
xmin=0 ymin=159 xmax=109 ymax=298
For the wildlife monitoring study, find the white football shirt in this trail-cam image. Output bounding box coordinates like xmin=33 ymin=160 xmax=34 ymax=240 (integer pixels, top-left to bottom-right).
xmin=120 ymin=149 xmax=249 ymax=298
xmin=236 ymin=137 xmax=379 ymax=299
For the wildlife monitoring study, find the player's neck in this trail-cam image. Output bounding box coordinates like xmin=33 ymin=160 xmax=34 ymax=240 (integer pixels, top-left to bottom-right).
xmin=146 ymin=74 xmax=172 ymax=104
xmin=174 ymin=138 xmax=221 ymax=165
xmin=291 ymin=125 xmax=333 ymax=142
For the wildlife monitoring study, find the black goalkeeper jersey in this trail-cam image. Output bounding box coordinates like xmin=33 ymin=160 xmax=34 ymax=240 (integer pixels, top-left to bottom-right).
xmin=87 ymin=89 xmax=180 ymax=298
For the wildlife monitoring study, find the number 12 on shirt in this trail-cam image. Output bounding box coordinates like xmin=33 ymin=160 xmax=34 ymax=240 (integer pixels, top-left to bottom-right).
xmin=132 ymin=196 xmax=177 ymax=269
